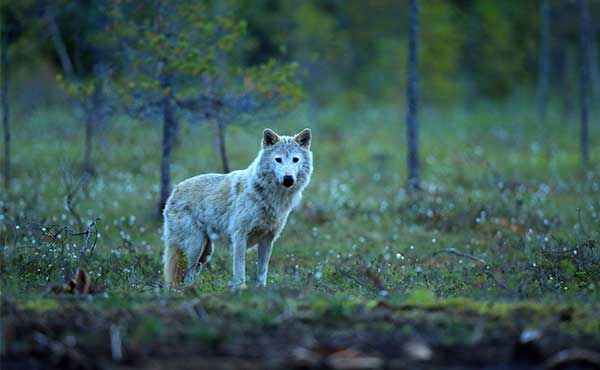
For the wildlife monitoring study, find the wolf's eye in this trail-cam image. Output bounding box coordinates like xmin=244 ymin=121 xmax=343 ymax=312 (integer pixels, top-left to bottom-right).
xmin=293 ymin=157 xmax=299 ymax=163
xmin=275 ymin=157 xmax=282 ymax=163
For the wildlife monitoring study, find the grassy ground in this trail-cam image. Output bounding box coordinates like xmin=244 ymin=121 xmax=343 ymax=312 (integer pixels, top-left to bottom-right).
xmin=1 ymin=99 xmax=600 ymax=369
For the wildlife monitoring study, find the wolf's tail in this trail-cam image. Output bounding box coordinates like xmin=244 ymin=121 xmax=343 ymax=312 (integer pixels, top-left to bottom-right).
xmin=163 ymin=241 xmax=183 ymax=285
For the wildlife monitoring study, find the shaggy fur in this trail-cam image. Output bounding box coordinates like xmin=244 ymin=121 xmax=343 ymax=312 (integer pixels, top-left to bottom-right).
xmin=163 ymin=128 xmax=313 ymax=287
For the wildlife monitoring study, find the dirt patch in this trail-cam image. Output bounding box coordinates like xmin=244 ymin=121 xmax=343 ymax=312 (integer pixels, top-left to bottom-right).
xmin=3 ymin=296 xmax=600 ymax=370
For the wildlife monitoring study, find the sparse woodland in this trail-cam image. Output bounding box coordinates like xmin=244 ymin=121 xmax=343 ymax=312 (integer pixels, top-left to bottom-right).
xmin=1 ymin=1 xmax=600 ymax=369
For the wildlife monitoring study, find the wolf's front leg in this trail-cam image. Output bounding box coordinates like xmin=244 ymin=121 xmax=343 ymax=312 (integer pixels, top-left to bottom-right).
xmin=257 ymin=237 xmax=274 ymax=287
xmin=230 ymin=233 xmax=247 ymax=289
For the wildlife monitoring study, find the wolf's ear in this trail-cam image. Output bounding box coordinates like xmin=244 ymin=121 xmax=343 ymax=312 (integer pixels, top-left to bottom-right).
xmin=262 ymin=128 xmax=281 ymax=148
xmin=294 ymin=128 xmax=312 ymax=149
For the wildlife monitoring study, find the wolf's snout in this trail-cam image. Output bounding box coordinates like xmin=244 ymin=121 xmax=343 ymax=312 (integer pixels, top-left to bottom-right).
xmin=282 ymin=175 xmax=295 ymax=188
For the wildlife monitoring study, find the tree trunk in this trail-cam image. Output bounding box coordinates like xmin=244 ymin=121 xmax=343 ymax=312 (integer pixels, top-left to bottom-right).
xmin=83 ymin=84 xmax=101 ymax=175
xmin=158 ymin=75 xmax=177 ymax=214
xmin=555 ymin=45 xmax=567 ymax=117
xmin=406 ymin=0 xmax=420 ymax=190
xmin=1 ymin=19 xmax=10 ymax=191
xmin=46 ymin=6 xmax=75 ymax=79
xmin=215 ymin=118 xmax=230 ymax=173
xmin=579 ymin=0 xmax=591 ymax=164
xmin=537 ymin=0 xmax=551 ymax=119
xmin=555 ymin=1 xmax=574 ymax=119
xmin=171 ymin=111 xmax=180 ymax=147
xmin=590 ymin=15 xmax=600 ymax=111
xmin=211 ymin=1 xmax=229 ymax=174
xmin=83 ymin=111 xmax=94 ymax=175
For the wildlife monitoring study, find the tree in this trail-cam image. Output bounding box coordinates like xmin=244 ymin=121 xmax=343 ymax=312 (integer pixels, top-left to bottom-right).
xmin=1 ymin=0 xmax=41 ymax=191
xmin=1 ymin=8 xmax=10 ymax=191
xmin=111 ymin=0 xmax=301 ymax=213
xmin=537 ymin=0 xmax=551 ymax=119
xmin=48 ymin=1 xmax=114 ymax=176
xmin=590 ymin=12 xmax=600 ymax=108
xmin=57 ymin=69 xmax=111 ymax=175
xmin=209 ymin=1 xmax=231 ymax=174
xmin=175 ymin=2 xmax=302 ymax=174
xmin=176 ymin=58 xmax=302 ymax=174
xmin=406 ymin=0 xmax=420 ymax=190
xmin=109 ymin=0 xmax=214 ymax=213
xmin=579 ymin=0 xmax=591 ymax=164
xmin=0 ymin=2 xmax=23 ymax=191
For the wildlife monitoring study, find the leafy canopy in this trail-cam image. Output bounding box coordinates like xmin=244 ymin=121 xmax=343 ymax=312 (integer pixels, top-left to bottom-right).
xmin=108 ymin=0 xmax=302 ymax=118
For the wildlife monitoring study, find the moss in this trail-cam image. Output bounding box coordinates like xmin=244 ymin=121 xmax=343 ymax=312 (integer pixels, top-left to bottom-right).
xmin=20 ymin=299 xmax=60 ymax=311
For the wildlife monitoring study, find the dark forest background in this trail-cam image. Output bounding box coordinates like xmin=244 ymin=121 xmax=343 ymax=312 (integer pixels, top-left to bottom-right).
xmin=3 ymin=1 xmax=600 ymax=104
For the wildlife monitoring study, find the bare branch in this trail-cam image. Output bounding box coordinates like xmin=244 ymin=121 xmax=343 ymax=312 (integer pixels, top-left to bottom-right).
xmin=62 ymin=172 xmax=89 ymax=231
xmin=76 ymin=218 xmax=100 ymax=268
xmin=431 ymin=248 xmax=488 ymax=265
xmin=430 ymin=247 xmax=512 ymax=292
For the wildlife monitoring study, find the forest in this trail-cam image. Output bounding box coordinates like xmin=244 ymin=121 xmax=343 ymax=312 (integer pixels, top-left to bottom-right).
xmin=1 ymin=0 xmax=600 ymax=369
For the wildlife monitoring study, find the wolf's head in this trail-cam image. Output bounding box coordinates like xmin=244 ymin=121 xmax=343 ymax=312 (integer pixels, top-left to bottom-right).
xmin=255 ymin=128 xmax=313 ymax=192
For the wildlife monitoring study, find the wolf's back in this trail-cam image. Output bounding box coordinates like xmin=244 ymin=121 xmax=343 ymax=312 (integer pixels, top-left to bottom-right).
xmin=166 ymin=173 xmax=228 ymax=210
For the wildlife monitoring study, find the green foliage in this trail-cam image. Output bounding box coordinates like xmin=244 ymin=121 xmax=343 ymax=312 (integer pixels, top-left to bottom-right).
xmin=467 ymin=2 xmax=538 ymax=97
xmin=420 ymin=1 xmax=464 ymax=101
xmin=109 ymin=0 xmax=216 ymax=102
xmin=290 ymin=2 xmax=340 ymax=68
xmin=4 ymin=0 xmax=600 ymax=102
xmin=244 ymin=59 xmax=303 ymax=109
xmin=56 ymin=74 xmax=101 ymax=104
xmin=109 ymin=0 xmax=302 ymax=117
xmin=363 ymin=1 xmax=465 ymax=102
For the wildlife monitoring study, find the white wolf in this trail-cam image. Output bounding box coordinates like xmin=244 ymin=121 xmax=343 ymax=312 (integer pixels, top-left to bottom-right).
xmin=162 ymin=128 xmax=313 ymax=288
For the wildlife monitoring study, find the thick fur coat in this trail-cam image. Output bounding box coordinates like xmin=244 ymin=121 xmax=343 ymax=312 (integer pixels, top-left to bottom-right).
xmin=163 ymin=128 xmax=313 ymax=287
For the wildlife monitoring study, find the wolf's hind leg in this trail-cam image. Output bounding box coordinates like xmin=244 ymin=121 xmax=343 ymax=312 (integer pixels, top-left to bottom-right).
xmin=184 ymin=232 xmax=209 ymax=284
xmin=199 ymin=240 xmax=213 ymax=265
xmin=163 ymin=240 xmax=184 ymax=285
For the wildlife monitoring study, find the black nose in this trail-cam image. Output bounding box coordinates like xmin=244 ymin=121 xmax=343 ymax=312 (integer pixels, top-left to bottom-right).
xmin=282 ymin=176 xmax=295 ymax=187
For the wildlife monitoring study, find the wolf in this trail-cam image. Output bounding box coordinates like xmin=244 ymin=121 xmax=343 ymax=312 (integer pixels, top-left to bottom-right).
xmin=162 ymin=128 xmax=313 ymax=288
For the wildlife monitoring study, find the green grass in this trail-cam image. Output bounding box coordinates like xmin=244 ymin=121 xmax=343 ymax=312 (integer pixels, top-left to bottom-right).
xmin=2 ymin=99 xmax=599 ymax=298
xmin=1 ymin=98 xmax=599 ymax=367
